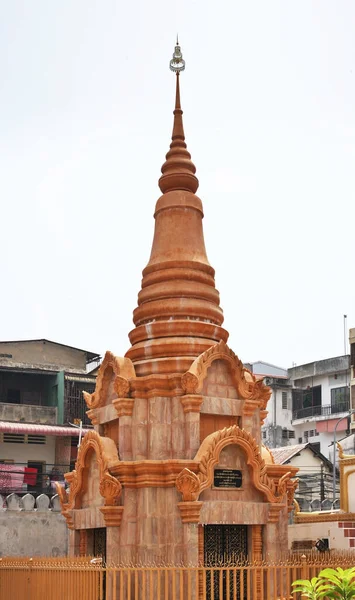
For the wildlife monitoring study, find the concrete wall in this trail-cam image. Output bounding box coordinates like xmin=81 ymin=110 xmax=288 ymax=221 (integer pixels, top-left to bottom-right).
xmin=0 ymin=511 xmax=68 ymax=556
xmin=0 ymin=340 xmax=87 ymax=371
xmin=286 ymin=446 xmax=329 ymax=476
xmin=0 ymin=435 xmax=56 ymax=464
xmin=288 ymin=519 xmax=355 ymax=550
xmin=288 ymin=356 xmax=350 ymax=381
xmin=262 ymin=387 xmax=293 ymax=447
xmin=0 ymin=402 xmax=57 ymax=425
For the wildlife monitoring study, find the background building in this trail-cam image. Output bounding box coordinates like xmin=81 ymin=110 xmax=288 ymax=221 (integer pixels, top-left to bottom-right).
xmin=254 ymin=355 xmax=351 ymax=464
xmin=0 ymin=339 xmax=100 ymax=498
xmin=350 ymin=327 xmax=355 ymax=430
xmin=247 ymin=361 xmax=293 ymax=448
xmin=270 ymin=443 xmax=335 ymax=510
xmin=289 ymin=355 xmax=350 ymax=460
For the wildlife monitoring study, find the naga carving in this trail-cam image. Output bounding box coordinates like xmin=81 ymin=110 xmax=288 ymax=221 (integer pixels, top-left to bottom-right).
xmin=83 ymin=351 xmax=135 ymax=410
xmin=176 ymin=468 xmax=200 ymax=501
xmin=181 ymin=340 xmax=271 ymax=408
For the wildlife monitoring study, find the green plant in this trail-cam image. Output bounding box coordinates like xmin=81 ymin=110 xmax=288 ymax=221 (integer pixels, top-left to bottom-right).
xmin=317 ymin=567 xmax=355 ymax=599
xmin=291 ymin=576 xmax=328 ymax=599
xmin=292 ymin=567 xmax=355 ymax=599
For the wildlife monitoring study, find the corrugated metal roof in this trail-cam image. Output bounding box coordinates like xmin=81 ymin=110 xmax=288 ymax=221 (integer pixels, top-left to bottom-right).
xmin=0 ymin=421 xmax=92 ymax=436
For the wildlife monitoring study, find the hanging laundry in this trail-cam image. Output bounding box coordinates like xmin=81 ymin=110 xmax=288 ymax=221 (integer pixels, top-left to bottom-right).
xmin=0 ymin=465 xmax=25 ymax=491
xmin=24 ymin=467 xmax=37 ymax=486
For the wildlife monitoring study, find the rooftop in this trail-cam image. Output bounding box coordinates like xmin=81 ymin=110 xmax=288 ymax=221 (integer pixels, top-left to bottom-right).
xmin=0 ymin=339 xmax=100 ymax=364
xmin=288 ymin=355 xmax=350 ymax=381
xmin=270 ymin=443 xmax=332 ymax=469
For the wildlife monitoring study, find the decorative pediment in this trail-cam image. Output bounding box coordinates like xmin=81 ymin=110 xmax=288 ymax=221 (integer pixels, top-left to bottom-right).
xmin=180 ymin=341 xmax=271 ymax=407
xmin=176 ymin=425 xmax=295 ymax=511
xmin=58 ymin=431 xmax=122 ymax=528
xmin=84 ymin=351 xmax=136 ymax=410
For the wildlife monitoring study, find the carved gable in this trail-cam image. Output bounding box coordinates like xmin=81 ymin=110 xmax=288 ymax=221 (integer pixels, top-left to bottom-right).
xmin=202 ymin=359 xmax=238 ymax=399
xmin=81 ymin=450 xmax=103 ymax=509
xmin=83 ymin=351 xmax=135 ymax=411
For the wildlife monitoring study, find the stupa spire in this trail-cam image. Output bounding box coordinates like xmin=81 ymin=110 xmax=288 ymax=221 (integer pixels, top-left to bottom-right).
xmin=125 ymin=41 xmax=228 ymax=376
xmin=159 ymin=41 xmax=198 ymax=194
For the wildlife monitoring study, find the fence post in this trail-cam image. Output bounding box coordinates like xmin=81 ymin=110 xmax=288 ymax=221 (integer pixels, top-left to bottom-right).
xmin=301 ymin=554 xmax=308 ymax=581
xmin=28 ymin=557 xmax=33 ymax=600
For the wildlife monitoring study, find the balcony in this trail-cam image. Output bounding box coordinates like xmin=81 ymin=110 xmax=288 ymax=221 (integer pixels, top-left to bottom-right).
xmin=292 ymin=401 xmax=350 ymax=422
xmin=0 ymin=403 xmax=57 ymax=425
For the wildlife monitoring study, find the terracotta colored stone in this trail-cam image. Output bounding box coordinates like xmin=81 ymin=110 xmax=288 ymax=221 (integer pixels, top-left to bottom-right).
xmin=60 ymin=44 xmax=296 ymax=567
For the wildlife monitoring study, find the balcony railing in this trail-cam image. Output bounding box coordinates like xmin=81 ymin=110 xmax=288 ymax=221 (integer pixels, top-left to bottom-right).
xmin=0 ymin=462 xmax=70 ymax=498
xmin=292 ymin=401 xmax=350 ymax=421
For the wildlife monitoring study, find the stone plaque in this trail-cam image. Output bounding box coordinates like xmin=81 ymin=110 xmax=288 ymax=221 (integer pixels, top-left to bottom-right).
xmin=213 ymin=469 xmax=242 ymax=489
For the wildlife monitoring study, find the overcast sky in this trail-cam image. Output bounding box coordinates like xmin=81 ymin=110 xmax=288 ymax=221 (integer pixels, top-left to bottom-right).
xmin=1 ymin=1 xmax=354 ymax=369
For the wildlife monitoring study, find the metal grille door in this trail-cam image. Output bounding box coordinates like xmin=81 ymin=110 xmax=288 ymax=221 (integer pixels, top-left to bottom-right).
xmin=204 ymin=525 xmax=248 ymax=599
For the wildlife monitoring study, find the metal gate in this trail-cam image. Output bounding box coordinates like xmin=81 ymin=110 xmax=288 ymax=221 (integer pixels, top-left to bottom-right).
xmin=93 ymin=528 xmax=107 ymax=561
xmin=204 ymin=525 xmax=248 ymax=599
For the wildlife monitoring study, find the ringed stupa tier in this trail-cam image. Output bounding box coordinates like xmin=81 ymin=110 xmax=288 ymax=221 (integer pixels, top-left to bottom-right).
xmin=125 ymin=43 xmax=228 ymax=376
xmin=58 ymin=41 xmax=298 ymax=576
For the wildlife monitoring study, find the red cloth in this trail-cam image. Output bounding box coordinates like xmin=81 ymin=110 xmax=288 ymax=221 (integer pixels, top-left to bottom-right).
xmin=23 ymin=467 xmax=37 ymax=486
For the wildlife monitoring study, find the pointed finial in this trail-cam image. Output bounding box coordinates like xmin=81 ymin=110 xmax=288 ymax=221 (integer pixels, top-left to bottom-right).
xmin=159 ymin=40 xmax=198 ymax=194
xmin=169 ymin=38 xmax=185 ymax=73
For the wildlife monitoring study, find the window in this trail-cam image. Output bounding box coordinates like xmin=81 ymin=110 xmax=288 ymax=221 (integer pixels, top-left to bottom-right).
xmin=309 ymin=430 xmax=315 ymax=437
xmin=310 ymin=442 xmax=321 ymax=454
xmin=27 ymin=435 xmax=46 ymax=445
xmin=0 ymin=433 xmax=46 ymax=445
xmin=3 ymin=433 xmax=25 ymax=443
xmin=288 ymin=430 xmax=295 ymax=439
xmin=304 ymin=431 xmax=309 ymax=441
xmin=282 ymin=429 xmax=288 ymax=439
xmin=331 ymin=387 xmax=350 ymax=413
xmin=6 ymin=389 xmax=21 ymax=404
xmin=262 ymin=431 xmax=266 ymax=439
xmin=282 ymin=391 xmax=288 ymax=410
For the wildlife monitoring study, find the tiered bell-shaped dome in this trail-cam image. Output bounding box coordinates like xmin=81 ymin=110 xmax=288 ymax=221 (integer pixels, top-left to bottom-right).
xmin=125 ymin=44 xmax=228 ymax=376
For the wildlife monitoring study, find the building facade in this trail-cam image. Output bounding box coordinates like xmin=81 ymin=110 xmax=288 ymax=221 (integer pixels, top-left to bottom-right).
xmin=0 ymin=339 xmax=99 ymax=498
xmin=289 ymin=355 xmax=351 ymax=460
xmin=248 ymin=362 xmax=293 ymax=448
xmin=58 ymin=44 xmax=298 ymax=575
xmin=350 ymin=327 xmax=355 ymax=431
xmin=257 ymin=356 xmax=351 ymax=463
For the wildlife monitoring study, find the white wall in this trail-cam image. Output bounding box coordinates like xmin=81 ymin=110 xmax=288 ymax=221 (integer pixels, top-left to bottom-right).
xmin=264 ymin=388 xmax=293 ymax=428
xmin=0 ymin=436 xmax=56 ymax=465
xmin=288 ymin=447 xmax=327 ymax=475
xmin=288 ymin=521 xmax=349 ymax=550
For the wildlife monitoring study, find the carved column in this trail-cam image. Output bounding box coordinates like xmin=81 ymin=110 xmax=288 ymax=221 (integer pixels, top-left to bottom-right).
xmin=79 ymin=529 xmax=88 ymax=556
xmin=113 ymin=398 xmax=134 ymax=461
xmin=252 ymin=525 xmax=263 ymax=597
xmin=68 ymin=529 xmax=80 ymax=557
xmin=181 ymin=395 xmax=203 ymax=459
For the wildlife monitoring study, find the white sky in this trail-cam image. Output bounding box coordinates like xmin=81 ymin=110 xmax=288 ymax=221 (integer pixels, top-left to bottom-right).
xmin=1 ymin=1 xmax=354 ymax=369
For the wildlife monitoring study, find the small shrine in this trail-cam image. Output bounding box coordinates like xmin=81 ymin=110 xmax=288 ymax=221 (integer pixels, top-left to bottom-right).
xmin=58 ymin=42 xmax=298 ymax=566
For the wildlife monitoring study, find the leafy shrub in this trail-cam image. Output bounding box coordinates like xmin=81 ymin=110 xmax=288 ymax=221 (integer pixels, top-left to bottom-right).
xmin=292 ymin=567 xmax=355 ymax=599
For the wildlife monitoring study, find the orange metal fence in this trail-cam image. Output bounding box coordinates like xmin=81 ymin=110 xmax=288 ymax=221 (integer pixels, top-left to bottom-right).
xmin=0 ymin=553 xmax=354 ymax=600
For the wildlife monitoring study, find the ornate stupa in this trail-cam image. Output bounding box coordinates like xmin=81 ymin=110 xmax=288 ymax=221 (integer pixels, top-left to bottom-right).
xmin=57 ymin=41 xmax=298 ymax=571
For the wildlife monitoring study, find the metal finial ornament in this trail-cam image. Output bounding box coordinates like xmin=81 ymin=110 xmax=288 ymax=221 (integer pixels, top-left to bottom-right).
xmin=169 ymin=39 xmax=185 ymax=73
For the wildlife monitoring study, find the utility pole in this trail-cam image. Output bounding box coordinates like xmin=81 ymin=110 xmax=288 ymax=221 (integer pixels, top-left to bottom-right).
xmin=320 ymin=465 xmax=325 ymax=503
